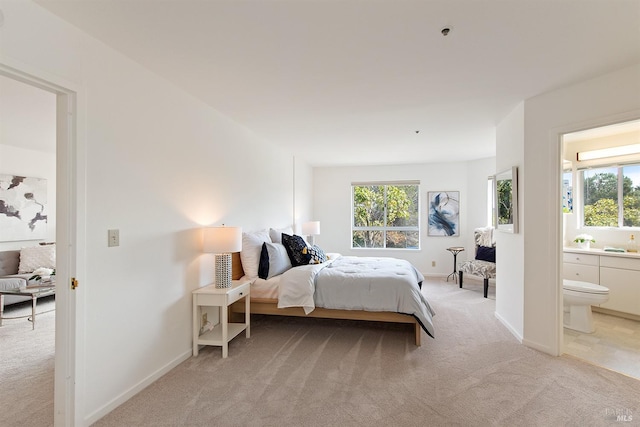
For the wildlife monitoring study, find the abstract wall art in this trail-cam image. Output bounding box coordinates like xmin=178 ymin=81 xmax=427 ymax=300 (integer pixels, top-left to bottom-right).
xmin=428 ymin=191 xmax=460 ymax=236
xmin=0 ymin=174 xmax=48 ymax=242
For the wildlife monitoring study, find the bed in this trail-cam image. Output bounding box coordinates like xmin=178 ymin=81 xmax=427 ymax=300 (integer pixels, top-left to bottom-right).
xmin=228 ymin=230 xmax=435 ymax=346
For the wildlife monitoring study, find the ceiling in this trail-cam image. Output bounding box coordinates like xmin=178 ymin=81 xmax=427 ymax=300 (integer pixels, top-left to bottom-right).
xmin=33 ymin=0 xmax=640 ymax=166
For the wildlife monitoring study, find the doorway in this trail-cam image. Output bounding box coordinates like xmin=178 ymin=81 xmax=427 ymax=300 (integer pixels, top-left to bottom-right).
xmin=0 ymin=65 xmax=79 ymax=425
xmin=560 ymin=119 xmax=640 ymax=380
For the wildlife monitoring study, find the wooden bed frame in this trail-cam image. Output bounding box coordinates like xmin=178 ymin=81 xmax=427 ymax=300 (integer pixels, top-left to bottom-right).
xmin=228 ymin=252 xmax=422 ymax=346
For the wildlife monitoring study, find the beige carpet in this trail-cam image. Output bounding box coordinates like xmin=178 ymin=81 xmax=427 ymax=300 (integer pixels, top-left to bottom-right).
xmin=0 ymin=295 xmax=55 ymax=427
xmin=2 ymin=282 xmax=639 ymax=426
xmin=94 ymin=279 xmax=638 ymax=426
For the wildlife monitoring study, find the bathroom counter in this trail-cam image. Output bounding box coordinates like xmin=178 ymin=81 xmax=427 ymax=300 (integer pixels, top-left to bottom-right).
xmin=563 ymin=246 xmax=640 ymax=260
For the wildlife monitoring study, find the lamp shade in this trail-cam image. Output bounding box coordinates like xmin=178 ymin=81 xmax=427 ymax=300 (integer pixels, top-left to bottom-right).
xmin=203 ymin=226 xmax=242 ymax=254
xmin=302 ymin=221 xmax=320 ymax=236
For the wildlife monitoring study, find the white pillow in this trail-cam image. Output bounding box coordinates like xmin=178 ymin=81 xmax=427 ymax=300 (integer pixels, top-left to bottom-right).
xmin=269 ymin=226 xmax=293 ymax=244
xmin=259 ymin=242 xmax=292 ymax=280
xmin=240 ymin=230 xmax=272 ymax=279
xmin=19 ymin=244 xmax=56 ymax=273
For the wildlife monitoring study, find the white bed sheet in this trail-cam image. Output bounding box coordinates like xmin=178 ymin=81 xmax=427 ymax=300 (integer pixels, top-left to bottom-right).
xmin=243 ymin=275 xmax=280 ymax=299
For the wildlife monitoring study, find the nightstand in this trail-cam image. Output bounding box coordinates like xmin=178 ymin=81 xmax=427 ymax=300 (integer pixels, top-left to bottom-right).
xmin=192 ymin=280 xmax=250 ymax=358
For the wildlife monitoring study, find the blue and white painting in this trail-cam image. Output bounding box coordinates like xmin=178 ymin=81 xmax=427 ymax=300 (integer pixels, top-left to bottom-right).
xmin=0 ymin=174 xmax=48 ymax=242
xmin=428 ymin=191 xmax=460 ymax=236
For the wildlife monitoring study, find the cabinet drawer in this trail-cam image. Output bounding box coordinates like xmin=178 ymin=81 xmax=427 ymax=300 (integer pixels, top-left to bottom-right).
xmin=228 ymin=284 xmax=250 ymax=305
xmin=196 ymin=293 xmax=226 ymax=306
xmin=563 ymin=263 xmax=599 ymax=283
xmin=563 ymin=252 xmax=599 ymax=266
xmin=600 ymin=256 xmax=640 ymax=271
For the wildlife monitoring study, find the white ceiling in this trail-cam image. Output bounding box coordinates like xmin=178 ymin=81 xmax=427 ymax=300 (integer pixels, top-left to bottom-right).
xmin=33 ymin=0 xmax=640 ymax=166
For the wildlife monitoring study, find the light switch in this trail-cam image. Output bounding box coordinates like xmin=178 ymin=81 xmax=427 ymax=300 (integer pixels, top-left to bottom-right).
xmin=108 ymin=229 xmax=119 ymax=247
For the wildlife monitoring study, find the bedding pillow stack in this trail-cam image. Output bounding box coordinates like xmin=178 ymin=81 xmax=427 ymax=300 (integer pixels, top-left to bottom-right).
xmin=242 ymin=228 xmax=330 ymax=280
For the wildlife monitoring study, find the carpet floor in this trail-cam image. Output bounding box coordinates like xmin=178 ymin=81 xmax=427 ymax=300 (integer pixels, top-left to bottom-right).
xmin=2 ymin=281 xmax=639 ymax=426
xmin=0 ymin=295 xmax=55 ymax=427
xmin=94 ymin=279 xmax=639 ymax=426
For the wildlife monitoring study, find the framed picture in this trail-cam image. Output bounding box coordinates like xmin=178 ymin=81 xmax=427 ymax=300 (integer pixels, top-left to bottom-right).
xmin=0 ymin=174 xmax=48 ymax=242
xmin=495 ymin=166 xmax=518 ymax=233
xmin=427 ymin=191 xmax=460 ymax=236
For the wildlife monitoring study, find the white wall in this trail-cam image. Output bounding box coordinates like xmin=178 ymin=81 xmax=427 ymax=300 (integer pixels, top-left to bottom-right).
xmin=1 ymin=1 xmax=312 ymax=424
xmin=494 ymin=103 xmax=525 ymax=340
xmin=521 ymin=63 xmax=640 ymax=355
xmin=0 ymin=144 xmax=56 ymax=250
xmin=313 ymin=158 xmax=494 ymax=276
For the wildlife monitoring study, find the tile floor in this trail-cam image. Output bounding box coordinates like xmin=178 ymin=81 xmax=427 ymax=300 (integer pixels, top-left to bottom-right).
xmin=563 ymin=311 xmax=640 ymax=380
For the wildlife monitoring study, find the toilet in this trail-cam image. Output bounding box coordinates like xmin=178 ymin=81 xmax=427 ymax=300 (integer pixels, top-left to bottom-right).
xmin=563 ymin=279 xmax=610 ymax=333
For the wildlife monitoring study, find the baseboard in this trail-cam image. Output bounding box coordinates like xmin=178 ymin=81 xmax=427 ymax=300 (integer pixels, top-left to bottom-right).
xmin=522 ymin=339 xmax=558 ymax=356
xmin=84 ymin=349 xmax=192 ymax=425
xmin=494 ymin=311 xmax=523 ymax=343
xmin=592 ymin=306 xmax=640 ymax=322
xmin=422 ymin=273 xmax=448 ymax=278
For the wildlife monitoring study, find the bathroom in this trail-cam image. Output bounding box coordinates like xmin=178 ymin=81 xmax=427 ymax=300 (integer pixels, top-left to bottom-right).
xmin=561 ymin=119 xmax=640 ymax=379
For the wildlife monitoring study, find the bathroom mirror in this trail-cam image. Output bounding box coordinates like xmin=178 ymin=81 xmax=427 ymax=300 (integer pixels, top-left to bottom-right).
xmin=495 ymin=166 xmax=518 ymax=233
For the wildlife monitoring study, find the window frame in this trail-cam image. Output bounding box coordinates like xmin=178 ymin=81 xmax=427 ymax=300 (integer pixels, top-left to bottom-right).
xmin=579 ymin=163 xmax=640 ymax=229
xmin=351 ymin=181 xmax=421 ymax=250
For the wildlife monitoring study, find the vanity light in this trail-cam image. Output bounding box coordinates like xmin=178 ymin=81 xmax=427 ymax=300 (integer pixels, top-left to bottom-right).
xmin=577 ymin=144 xmax=640 ymax=161
xmin=203 ymin=225 xmax=242 ymax=288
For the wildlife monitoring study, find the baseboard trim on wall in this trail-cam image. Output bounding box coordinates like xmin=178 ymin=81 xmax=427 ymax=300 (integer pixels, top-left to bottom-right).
xmin=522 ymin=338 xmax=557 ymax=356
xmin=422 ymin=273 xmax=448 ymax=278
xmin=84 ymin=349 xmax=192 ymax=425
xmin=592 ymin=306 xmax=640 ymax=322
xmin=494 ymin=311 xmax=523 ymax=343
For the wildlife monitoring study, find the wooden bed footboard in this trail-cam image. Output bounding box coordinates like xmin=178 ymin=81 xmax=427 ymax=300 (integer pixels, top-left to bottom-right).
xmin=230 ymin=297 xmax=421 ymax=346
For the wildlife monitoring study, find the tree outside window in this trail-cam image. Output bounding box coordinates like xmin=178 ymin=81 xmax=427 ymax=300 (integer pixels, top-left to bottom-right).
xmin=582 ymin=165 xmax=640 ymax=227
xmin=352 ymin=183 xmax=419 ymax=249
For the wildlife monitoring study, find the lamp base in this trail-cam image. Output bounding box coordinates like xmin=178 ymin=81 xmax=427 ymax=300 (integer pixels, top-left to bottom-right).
xmin=215 ymin=253 xmax=232 ymax=288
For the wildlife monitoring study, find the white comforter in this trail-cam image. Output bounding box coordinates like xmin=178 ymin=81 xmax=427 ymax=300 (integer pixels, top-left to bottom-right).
xmin=277 ymin=255 xmax=435 ymax=338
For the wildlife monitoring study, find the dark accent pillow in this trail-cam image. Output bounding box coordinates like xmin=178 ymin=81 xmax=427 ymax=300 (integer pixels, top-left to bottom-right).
xmin=281 ymin=233 xmax=311 ymax=267
xmin=258 ymin=243 xmax=269 ymax=279
xmin=308 ymin=245 xmax=327 ymax=264
xmin=476 ymin=246 xmax=496 ymax=263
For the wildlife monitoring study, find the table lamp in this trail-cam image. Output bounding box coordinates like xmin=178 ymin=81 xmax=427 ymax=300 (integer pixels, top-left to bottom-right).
xmin=203 ymin=226 xmax=242 ymax=288
xmin=302 ymin=221 xmax=320 ymax=246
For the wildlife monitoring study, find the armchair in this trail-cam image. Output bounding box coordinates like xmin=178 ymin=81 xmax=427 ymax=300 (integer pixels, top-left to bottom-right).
xmin=459 ymin=227 xmax=496 ymax=298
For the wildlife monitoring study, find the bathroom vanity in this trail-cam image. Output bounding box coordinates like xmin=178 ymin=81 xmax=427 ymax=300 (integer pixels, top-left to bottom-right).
xmin=564 ymin=248 xmax=640 ymax=319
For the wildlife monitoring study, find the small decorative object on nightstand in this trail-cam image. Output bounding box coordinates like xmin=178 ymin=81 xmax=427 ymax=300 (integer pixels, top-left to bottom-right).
xmin=202 ymin=225 xmax=242 ymax=288
xmin=192 ymin=280 xmax=250 ymax=358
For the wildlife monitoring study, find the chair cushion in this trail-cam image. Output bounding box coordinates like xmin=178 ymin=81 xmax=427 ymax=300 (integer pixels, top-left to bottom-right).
xmin=0 ymin=274 xmax=31 ymax=291
xmin=460 ymin=260 xmax=496 ymax=279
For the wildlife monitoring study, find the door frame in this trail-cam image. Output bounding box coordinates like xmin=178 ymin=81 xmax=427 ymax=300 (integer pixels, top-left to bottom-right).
xmin=0 ymin=62 xmax=83 ymax=426
xmin=553 ymin=110 xmax=640 ymax=357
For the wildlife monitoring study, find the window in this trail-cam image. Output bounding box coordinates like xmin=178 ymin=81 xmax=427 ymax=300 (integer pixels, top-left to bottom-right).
xmin=562 ymin=170 xmax=573 ymax=213
xmin=352 ymin=182 xmax=420 ymax=249
xmin=582 ymin=164 xmax=640 ymax=227
xmin=487 ymin=176 xmax=496 ymax=227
